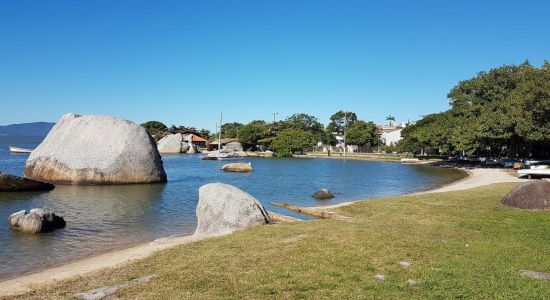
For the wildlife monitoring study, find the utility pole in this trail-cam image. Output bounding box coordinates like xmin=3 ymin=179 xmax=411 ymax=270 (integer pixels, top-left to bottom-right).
xmin=272 ymin=112 xmax=279 ymax=123
xmin=343 ymin=111 xmax=347 ymax=158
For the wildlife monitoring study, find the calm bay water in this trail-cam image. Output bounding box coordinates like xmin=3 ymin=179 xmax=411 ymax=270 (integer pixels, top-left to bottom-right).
xmin=0 ymin=136 xmax=465 ymax=279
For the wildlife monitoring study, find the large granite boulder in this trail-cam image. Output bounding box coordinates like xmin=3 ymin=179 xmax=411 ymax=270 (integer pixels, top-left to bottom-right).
xmin=313 ymin=188 xmax=334 ymax=200
xmin=0 ymin=172 xmax=54 ymax=192
xmin=9 ymin=208 xmax=66 ymax=233
xmin=221 ymin=163 xmax=253 ymax=172
xmin=501 ymin=181 xmax=550 ymax=210
xmin=195 ymin=183 xmax=270 ymax=235
xmin=24 ymin=113 xmax=167 ymax=185
xmin=157 ymin=133 xmax=183 ymax=154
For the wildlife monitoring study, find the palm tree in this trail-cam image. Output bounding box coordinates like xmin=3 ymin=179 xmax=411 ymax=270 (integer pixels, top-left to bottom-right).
xmin=386 ymin=115 xmax=396 ymax=126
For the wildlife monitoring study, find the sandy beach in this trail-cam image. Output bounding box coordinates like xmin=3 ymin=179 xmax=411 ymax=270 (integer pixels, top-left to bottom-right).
xmin=0 ymin=167 xmax=525 ymax=298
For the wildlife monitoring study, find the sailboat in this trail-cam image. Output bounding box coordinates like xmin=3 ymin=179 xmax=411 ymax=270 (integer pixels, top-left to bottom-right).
xmin=200 ymin=113 xmax=243 ymax=161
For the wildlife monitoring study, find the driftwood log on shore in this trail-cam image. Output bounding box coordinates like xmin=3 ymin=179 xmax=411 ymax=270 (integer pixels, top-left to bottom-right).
xmin=270 ymin=201 xmax=350 ymax=220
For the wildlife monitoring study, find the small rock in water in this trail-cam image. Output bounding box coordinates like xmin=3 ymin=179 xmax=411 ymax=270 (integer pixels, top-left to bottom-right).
xmin=520 ymin=270 xmax=550 ymax=280
xmin=406 ymin=279 xmax=418 ymax=285
xmin=374 ymin=274 xmax=385 ymax=281
xmin=312 ymin=189 xmax=334 ymax=200
xmin=399 ymin=261 xmax=412 ymax=268
xmin=0 ymin=172 xmax=54 ymax=192
xmin=221 ymin=162 xmax=253 ymax=172
xmin=9 ymin=208 xmax=66 ymax=234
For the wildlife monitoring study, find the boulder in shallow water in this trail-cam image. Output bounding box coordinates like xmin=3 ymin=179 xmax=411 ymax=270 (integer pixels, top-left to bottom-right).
xmin=221 ymin=162 xmax=253 ymax=172
xmin=195 ymin=183 xmax=270 ymax=235
xmin=0 ymin=172 xmax=54 ymax=192
xmin=181 ymin=142 xmax=190 ymax=153
xmin=187 ymin=144 xmax=197 ymax=154
xmin=157 ymin=133 xmax=184 ymax=154
xmin=9 ymin=208 xmax=66 ymax=233
xmin=501 ymin=180 xmax=550 ymax=210
xmin=313 ymin=188 xmax=334 ymax=200
xmin=24 ymin=113 xmax=167 ymax=185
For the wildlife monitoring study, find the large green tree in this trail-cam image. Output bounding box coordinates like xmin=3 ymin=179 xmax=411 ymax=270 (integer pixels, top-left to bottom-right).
xmin=239 ymin=120 xmax=268 ymax=150
xmin=345 ymin=120 xmax=379 ymax=149
xmin=141 ymin=121 xmax=168 ymax=139
xmin=328 ymin=110 xmax=357 ymax=134
xmin=221 ymin=122 xmax=244 ymax=139
xmin=401 ymin=61 xmax=550 ymax=158
xmin=270 ymin=129 xmax=316 ymax=157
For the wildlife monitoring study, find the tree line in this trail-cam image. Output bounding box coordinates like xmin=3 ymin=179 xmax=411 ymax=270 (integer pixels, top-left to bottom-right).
xmin=142 ymin=111 xmax=383 ymax=157
xmin=400 ymin=61 xmax=550 ymax=158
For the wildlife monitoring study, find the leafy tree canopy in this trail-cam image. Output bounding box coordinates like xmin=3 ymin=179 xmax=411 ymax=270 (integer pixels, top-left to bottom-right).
xmin=270 ymin=129 xmax=316 ymax=157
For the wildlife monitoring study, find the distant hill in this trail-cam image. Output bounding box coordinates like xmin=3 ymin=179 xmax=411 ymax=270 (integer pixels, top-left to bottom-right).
xmin=0 ymin=122 xmax=55 ymax=137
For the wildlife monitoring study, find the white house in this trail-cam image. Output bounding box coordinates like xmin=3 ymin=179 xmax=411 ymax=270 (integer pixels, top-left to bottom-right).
xmin=381 ymin=128 xmax=402 ymax=146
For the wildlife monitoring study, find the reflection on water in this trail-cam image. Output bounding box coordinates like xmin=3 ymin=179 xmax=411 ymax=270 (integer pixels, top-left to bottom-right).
xmin=0 ymin=136 xmax=465 ymax=279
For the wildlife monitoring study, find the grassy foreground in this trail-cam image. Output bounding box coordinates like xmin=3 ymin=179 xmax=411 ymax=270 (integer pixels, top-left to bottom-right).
xmin=12 ymin=183 xmax=550 ymax=299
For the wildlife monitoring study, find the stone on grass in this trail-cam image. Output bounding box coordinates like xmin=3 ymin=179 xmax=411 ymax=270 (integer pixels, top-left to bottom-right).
xmin=374 ymin=274 xmax=385 ymax=281
xmin=399 ymin=261 xmax=412 ymax=268
xmin=221 ymin=163 xmax=253 ymax=172
xmin=406 ymin=279 xmax=418 ymax=285
xmin=312 ymin=189 xmax=334 ymax=200
xmin=24 ymin=113 xmax=167 ymax=185
xmin=9 ymin=208 xmax=66 ymax=233
xmin=157 ymin=133 xmax=184 ymax=154
xmin=0 ymin=172 xmax=54 ymax=192
xmin=501 ymin=180 xmax=550 ymax=210
xmin=195 ymin=183 xmax=270 ymax=235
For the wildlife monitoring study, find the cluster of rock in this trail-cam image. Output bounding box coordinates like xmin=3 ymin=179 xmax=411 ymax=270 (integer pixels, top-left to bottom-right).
xmin=501 ymin=180 xmax=550 ymax=210
xmin=0 ymin=172 xmax=54 ymax=192
xmin=221 ymin=163 xmax=253 ymax=172
xmin=9 ymin=208 xmax=66 ymax=233
xmin=194 ymin=183 xmax=271 ymax=236
xmin=24 ymin=113 xmax=167 ymax=185
xmin=156 ymin=133 xmax=198 ymax=154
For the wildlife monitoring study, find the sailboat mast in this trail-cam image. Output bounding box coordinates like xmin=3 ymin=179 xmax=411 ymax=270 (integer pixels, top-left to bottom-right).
xmin=218 ymin=112 xmax=222 ymax=152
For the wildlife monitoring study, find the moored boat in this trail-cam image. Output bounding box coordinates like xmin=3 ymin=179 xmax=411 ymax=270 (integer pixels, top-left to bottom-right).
xmin=9 ymin=146 xmax=33 ymax=154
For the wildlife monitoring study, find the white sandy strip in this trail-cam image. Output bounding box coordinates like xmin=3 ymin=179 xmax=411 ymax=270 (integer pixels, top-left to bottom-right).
xmin=297 ymin=168 xmax=525 ymax=213
xmin=416 ymin=168 xmax=524 ymax=194
xmin=0 ymin=168 xmax=525 ymax=298
xmin=0 ymin=234 xmax=212 ymax=298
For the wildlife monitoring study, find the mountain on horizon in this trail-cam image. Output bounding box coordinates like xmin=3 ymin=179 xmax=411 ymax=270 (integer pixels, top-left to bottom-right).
xmin=0 ymin=122 xmax=55 ymax=137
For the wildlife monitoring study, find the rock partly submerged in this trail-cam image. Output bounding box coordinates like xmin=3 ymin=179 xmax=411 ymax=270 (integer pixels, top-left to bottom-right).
xmin=9 ymin=208 xmax=66 ymax=233
xmin=0 ymin=172 xmax=54 ymax=192
xmin=24 ymin=113 xmax=167 ymax=185
xmin=221 ymin=162 xmax=253 ymax=172
xmin=313 ymin=188 xmax=334 ymax=200
xmin=501 ymin=180 xmax=550 ymax=210
xmin=195 ymin=183 xmax=270 ymax=236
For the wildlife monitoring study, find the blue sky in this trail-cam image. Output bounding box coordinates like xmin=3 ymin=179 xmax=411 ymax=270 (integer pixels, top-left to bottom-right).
xmin=0 ymin=0 xmax=548 ymax=130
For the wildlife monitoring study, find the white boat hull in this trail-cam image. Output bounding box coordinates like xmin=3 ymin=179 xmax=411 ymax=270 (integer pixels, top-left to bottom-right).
xmin=517 ymin=169 xmax=550 ymax=178
xmin=9 ymin=146 xmax=33 ymax=153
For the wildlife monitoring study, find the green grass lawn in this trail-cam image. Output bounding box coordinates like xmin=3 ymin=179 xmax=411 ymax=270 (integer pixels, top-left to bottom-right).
xmin=13 ymin=183 xmax=550 ymax=299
